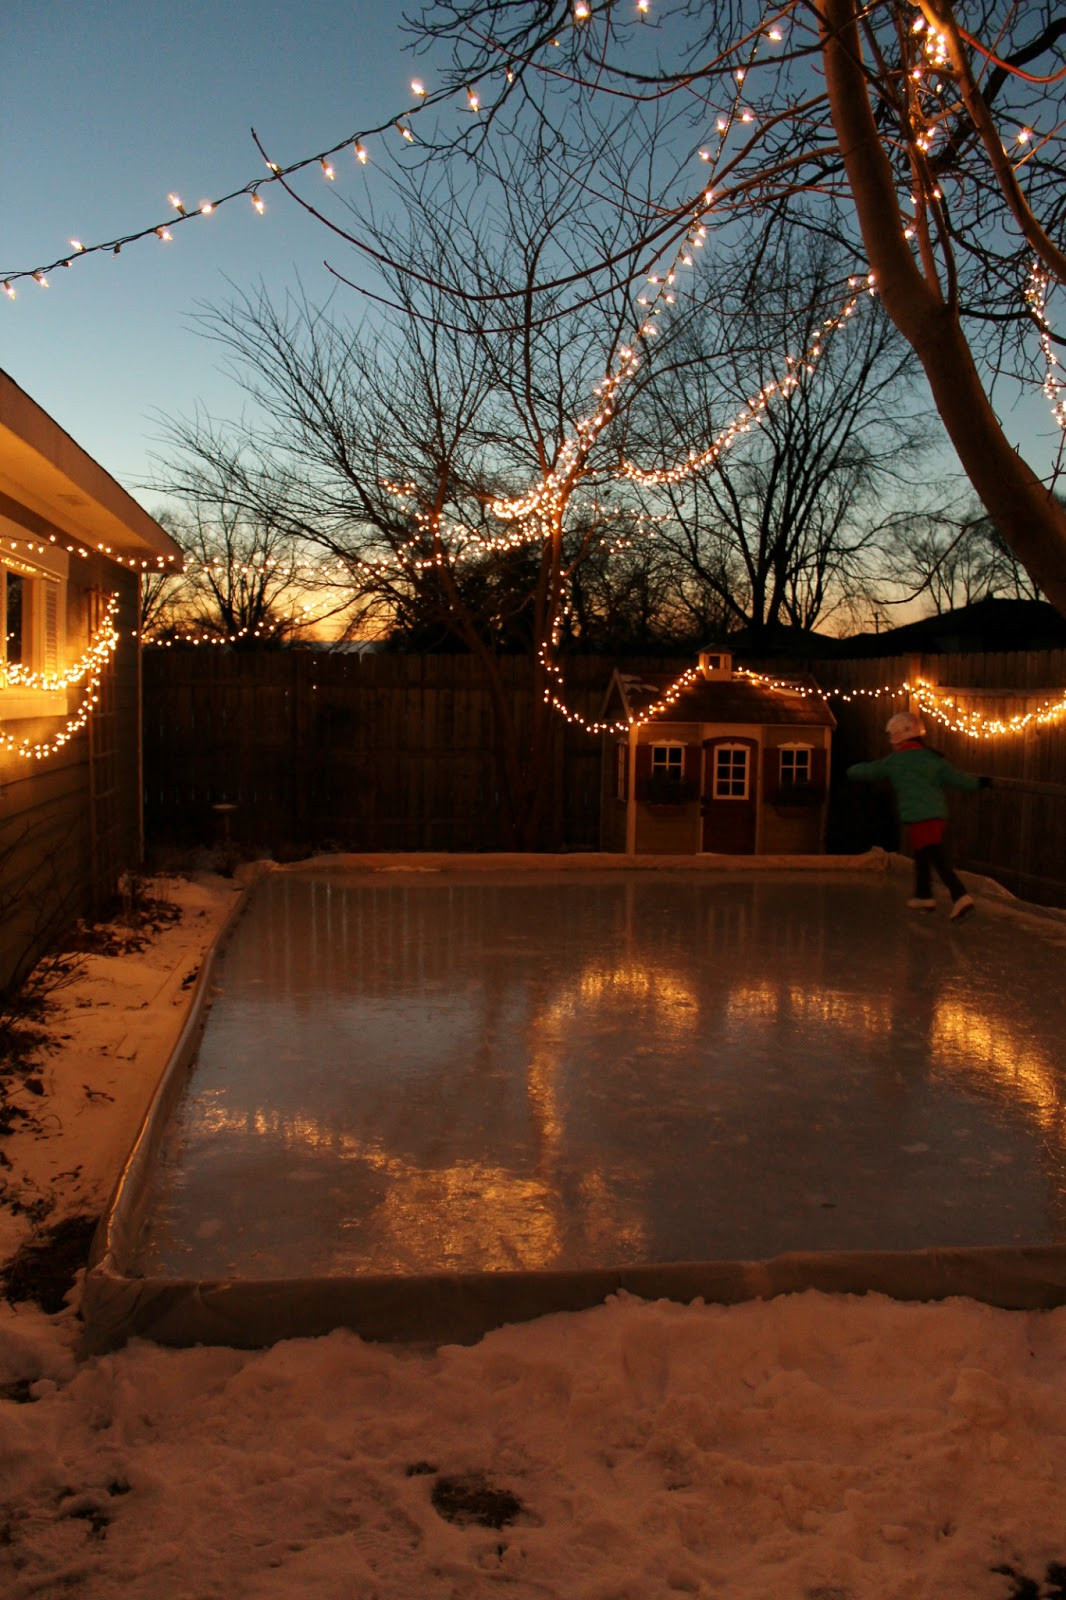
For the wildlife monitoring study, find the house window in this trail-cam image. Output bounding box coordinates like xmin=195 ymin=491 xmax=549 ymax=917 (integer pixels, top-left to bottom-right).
xmin=1 ymin=549 xmax=66 ymax=706
xmin=4 ymin=571 xmax=26 ymax=664
xmin=778 ymin=745 xmax=812 ymax=787
xmin=714 ymin=744 xmax=749 ymax=799
xmin=650 ymin=744 xmax=684 ymax=782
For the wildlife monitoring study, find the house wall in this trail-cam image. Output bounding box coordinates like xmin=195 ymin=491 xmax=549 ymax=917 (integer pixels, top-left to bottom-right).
xmin=0 ymin=553 xmax=141 ymax=993
xmin=631 ymin=722 xmax=702 ymax=855
xmin=759 ymin=729 xmax=831 ymax=855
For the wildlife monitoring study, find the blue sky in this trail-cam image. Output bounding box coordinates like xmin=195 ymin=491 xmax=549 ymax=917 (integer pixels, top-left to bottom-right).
xmin=2 ymin=0 xmax=1062 ymax=527
xmin=1 ymin=1 xmax=434 ymax=509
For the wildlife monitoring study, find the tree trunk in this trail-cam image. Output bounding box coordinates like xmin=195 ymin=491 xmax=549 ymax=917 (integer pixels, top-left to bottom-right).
xmin=819 ymin=0 xmax=1066 ymax=618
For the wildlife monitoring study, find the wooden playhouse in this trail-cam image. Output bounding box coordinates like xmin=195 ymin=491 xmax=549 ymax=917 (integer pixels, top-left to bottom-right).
xmin=600 ymin=648 xmax=836 ymax=856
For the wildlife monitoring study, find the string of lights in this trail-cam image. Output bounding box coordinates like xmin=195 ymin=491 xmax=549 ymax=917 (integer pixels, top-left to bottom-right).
xmin=1 ymin=592 xmax=120 ymax=693
xmin=0 ymin=74 xmax=473 ymax=298
xmin=0 ymin=594 xmax=120 ymax=761
xmin=1025 ymin=262 xmax=1066 ymax=433
xmin=620 ymin=286 xmax=867 ymax=487
xmin=2 ymin=531 xmax=179 ymax=574
xmin=540 ymin=662 xmax=1066 ymax=740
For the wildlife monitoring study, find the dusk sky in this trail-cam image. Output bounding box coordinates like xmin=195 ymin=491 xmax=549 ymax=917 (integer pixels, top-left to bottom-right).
xmin=1 ymin=1 xmax=440 ymax=510
xmin=3 ymin=1 xmax=1062 ymax=525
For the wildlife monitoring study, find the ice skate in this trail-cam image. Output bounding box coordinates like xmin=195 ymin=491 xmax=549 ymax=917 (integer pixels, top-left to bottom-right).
xmin=950 ymin=894 xmax=975 ymax=920
xmin=907 ymin=898 xmax=936 ymax=910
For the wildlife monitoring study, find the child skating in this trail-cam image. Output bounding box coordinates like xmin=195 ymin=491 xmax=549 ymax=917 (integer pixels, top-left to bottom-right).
xmin=846 ymin=711 xmax=992 ymax=920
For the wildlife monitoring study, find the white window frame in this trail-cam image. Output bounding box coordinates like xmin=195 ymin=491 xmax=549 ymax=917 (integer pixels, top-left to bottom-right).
xmin=0 ymin=544 xmax=69 ymax=720
xmin=778 ymin=742 xmax=813 ymax=787
xmin=712 ymin=742 xmax=749 ymax=800
xmin=650 ymin=742 xmax=685 ymax=781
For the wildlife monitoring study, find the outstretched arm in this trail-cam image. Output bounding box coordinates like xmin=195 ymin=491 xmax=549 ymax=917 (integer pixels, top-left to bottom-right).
xmin=846 ymin=758 xmax=892 ymax=783
xmin=939 ymin=761 xmax=982 ymax=793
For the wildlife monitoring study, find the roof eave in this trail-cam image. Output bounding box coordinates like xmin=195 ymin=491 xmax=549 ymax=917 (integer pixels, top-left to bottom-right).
xmin=0 ymin=369 xmax=181 ymax=563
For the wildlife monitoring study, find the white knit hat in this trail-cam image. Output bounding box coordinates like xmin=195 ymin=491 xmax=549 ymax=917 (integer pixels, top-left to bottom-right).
xmin=886 ymin=711 xmax=925 ymax=743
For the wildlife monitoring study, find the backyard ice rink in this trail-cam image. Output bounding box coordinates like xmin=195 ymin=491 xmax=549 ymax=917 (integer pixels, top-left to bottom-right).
xmin=133 ymin=863 xmax=1066 ymax=1283
xmin=6 ymin=862 xmax=1066 ymax=1600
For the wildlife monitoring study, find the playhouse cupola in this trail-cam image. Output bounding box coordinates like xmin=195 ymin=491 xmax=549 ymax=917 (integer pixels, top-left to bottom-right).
xmin=698 ymin=644 xmax=733 ymax=680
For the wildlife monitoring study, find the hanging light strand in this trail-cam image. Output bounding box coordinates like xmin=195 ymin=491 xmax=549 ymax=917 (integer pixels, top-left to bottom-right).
xmin=1025 ymin=261 xmax=1066 ymax=432
xmin=540 ymin=661 xmax=1066 ymax=740
xmin=1 ymin=593 xmax=121 ymax=760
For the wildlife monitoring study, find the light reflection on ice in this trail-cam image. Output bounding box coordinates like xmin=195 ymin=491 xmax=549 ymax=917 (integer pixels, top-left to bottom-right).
xmin=134 ymin=868 xmax=1066 ymax=1279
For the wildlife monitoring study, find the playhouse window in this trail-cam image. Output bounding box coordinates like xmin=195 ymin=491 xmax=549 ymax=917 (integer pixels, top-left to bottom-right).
xmin=778 ymin=745 xmax=812 ymax=787
xmin=713 ymin=745 xmax=749 ymax=799
xmin=650 ymin=744 xmax=684 ymax=783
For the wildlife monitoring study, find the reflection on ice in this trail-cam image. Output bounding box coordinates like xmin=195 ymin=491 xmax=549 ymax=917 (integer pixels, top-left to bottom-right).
xmin=133 ymin=868 xmax=1066 ymax=1280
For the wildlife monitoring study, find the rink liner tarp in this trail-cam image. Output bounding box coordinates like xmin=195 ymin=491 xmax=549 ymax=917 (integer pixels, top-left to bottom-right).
xmin=82 ymin=850 xmax=1066 ymax=1353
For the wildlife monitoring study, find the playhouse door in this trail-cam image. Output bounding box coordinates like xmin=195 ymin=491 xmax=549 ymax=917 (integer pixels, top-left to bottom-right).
xmin=701 ymin=737 xmax=758 ymax=854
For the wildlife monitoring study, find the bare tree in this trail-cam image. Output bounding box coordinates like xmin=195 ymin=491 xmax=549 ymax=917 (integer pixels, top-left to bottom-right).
xmin=882 ymin=502 xmax=1045 ymax=613
xmin=157 ymin=146 xmax=665 ymax=845
xmin=622 ymin=232 xmax=927 ymax=642
xmin=147 ymin=434 xmax=372 ymax=646
xmin=396 ymin=0 xmax=1066 ymax=613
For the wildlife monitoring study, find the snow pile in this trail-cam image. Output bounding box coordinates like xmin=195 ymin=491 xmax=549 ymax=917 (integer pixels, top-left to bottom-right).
xmin=0 ymin=872 xmax=242 ymax=1266
xmin=1 ymin=1288 xmax=1064 ymax=1598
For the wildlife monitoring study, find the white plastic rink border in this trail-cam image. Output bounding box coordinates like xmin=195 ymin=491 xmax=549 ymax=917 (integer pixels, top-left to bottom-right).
xmin=80 ymin=850 xmax=1066 ymax=1354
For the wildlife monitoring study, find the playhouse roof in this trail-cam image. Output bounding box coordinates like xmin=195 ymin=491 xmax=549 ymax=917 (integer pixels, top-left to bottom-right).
xmin=607 ymin=669 xmax=836 ymax=729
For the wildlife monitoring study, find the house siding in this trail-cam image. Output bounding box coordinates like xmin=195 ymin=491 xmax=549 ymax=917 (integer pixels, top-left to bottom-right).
xmin=1 ymin=555 xmax=141 ymax=992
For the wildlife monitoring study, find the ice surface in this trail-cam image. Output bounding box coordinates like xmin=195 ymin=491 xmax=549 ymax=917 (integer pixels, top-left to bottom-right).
xmin=132 ymin=868 xmax=1066 ymax=1279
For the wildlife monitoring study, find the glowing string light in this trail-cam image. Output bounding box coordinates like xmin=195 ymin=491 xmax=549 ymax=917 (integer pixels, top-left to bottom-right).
xmin=541 ymin=664 xmax=1066 ymax=740
xmin=1 ymin=593 xmax=121 ymax=761
xmin=1025 ymin=262 xmax=1066 ymax=432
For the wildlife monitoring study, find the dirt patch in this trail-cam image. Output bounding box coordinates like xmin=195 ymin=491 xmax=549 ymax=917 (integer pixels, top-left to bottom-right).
xmin=430 ymin=1473 xmax=528 ymax=1530
xmin=1 ymin=1213 xmax=100 ymax=1313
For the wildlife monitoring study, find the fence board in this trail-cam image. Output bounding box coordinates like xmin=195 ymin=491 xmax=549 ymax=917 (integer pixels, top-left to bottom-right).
xmin=142 ymin=648 xmax=1066 ymax=906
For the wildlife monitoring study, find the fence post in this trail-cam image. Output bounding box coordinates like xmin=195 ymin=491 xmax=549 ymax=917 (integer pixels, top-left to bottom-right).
xmin=291 ymin=652 xmax=312 ymax=843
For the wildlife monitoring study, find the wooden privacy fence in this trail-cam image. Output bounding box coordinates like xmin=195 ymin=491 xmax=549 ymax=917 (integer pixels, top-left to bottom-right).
xmin=142 ymin=647 xmax=1066 ymax=906
xmin=141 ymin=651 xmax=653 ymax=856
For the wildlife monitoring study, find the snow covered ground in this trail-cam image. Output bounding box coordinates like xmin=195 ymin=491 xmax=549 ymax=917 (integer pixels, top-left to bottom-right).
xmin=2 ymin=868 xmax=1065 ymax=1599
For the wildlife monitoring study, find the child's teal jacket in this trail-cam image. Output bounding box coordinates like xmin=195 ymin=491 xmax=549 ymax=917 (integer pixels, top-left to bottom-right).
xmin=846 ymin=744 xmax=980 ymax=823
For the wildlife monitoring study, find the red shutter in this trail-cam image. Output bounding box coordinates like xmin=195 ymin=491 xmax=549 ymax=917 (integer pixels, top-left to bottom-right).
xmin=810 ymin=744 xmax=828 ymax=797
